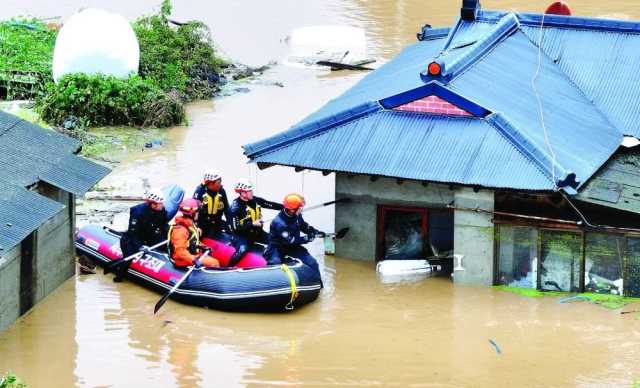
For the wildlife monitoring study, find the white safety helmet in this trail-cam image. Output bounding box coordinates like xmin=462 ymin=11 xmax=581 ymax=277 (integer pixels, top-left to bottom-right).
xmin=203 ymin=169 xmax=222 ymax=183
xmin=234 ymin=179 xmax=254 ymax=193
xmin=143 ymin=188 xmax=165 ymax=203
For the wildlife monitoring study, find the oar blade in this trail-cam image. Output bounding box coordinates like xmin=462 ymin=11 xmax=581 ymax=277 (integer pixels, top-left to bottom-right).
xmin=154 ymin=293 xmax=171 ymax=315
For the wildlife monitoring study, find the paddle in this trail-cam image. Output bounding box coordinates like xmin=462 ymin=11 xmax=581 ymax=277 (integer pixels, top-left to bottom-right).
xmin=153 ymin=249 xmax=211 ymax=314
xmin=319 ymin=227 xmax=349 ymax=240
xmin=264 ymin=198 xmax=352 ymax=223
xmin=104 ymin=239 xmax=168 ymax=275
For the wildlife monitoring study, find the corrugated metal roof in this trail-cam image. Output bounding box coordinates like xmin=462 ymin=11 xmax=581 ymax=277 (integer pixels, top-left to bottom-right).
xmin=252 ymin=110 xmax=554 ymax=190
xmin=0 ymin=111 xmax=111 ymax=253
xmin=244 ymin=6 xmax=640 ymax=194
xmin=447 ymin=28 xmax=622 ymax=190
xmin=0 ymin=181 xmax=63 ymax=254
xmin=0 ymin=111 xmax=110 ymax=195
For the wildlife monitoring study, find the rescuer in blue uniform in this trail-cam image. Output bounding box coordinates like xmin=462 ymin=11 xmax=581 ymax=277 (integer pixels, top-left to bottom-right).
xmin=228 ymin=179 xmax=283 ymax=266
xmin=116 ymin=188 xmax=170 ymax=282
xmin=264 ymin=193 xmax=323 ymax=281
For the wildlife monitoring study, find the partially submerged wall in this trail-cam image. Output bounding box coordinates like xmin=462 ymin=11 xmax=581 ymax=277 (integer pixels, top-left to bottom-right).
xmin=0 ymin=245 xmax=21 ymax=332
xmin=452 ymin=188 xmax=495 ymax=285
xmin=334 ymin=173 xmax=495 ymax=286
xmin=0 ymin=185 xmax=75 ymax=332
xmin=335 ymin=174 xmax=454 ymax=260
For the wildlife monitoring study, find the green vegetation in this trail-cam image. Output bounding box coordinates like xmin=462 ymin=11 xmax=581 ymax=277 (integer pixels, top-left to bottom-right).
xmin=0 ymin=372 xmax=26 ymax=388
xmin=36 ymin=74 xmax=184 ymax=128
xmin=2 ymin=0 xmax=225 ymax=136
xmin=493 ymin=285 xmax=640 ymax=309
xmin=0 ymin=19 xmax=57 ymax=100
xmin=133 ymin=0 xmax=224 ymax=101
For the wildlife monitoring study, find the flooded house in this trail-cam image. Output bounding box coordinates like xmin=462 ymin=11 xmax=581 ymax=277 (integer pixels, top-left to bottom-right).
xmin=0 ymin=112 xmax=109 ymax=331
xmin=244 ymin=0 xmax=640 ymax=296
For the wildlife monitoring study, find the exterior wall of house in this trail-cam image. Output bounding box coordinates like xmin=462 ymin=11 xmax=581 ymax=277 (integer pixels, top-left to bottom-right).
xmin=452 ymin=188 xmax=495 ymax=285
xmin=335 ymin=174 xmax=455 ymax=260
xmin=0 ymin=245 xmax=22 ymax=332
xmin=0 ymin=183 xmax=75 ymax=331
xmin=34 ymin=184 xmax=75 ymax=305
xmin=334 ymin=173 xmax=496 ymax=286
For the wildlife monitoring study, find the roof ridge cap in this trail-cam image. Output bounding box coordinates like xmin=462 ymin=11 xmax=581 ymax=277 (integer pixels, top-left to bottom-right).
xmin=486 ymin=112 xmax=579 ymax=191
xmin=435 ymin=13 xmax=520 ymax=82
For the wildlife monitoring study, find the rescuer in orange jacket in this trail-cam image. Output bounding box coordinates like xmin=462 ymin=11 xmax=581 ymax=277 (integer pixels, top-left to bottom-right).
xmin=169 ymin=199 xmax=220 ymax=268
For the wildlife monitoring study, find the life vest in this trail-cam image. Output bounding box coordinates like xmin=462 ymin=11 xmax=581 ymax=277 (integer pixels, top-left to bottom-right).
xmin=168 ymin=222 xmax=200 ymax=259
xmin=239 ymin=203 xmax=261 ymax=226
xmin=202 ymin=191 xmax=224 ymax=216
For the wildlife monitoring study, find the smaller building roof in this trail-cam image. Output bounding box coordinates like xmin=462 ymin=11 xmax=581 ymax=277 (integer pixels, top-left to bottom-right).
xmin=0 ymin=111 xmax=111 ymax=254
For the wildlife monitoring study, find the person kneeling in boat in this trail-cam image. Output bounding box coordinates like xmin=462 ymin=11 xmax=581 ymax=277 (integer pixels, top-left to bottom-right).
xmin=116 ymin=188 xmax=170 ymax=282
xmin=228 ymin=179 xmax=283 ymax=266
xmin=264 ymin=193 xmax=323 ymax=282
xmin=169 ymin=199 xmax=220 ymax=269
xmin=192 ymin=169 xmax=232 ymax=238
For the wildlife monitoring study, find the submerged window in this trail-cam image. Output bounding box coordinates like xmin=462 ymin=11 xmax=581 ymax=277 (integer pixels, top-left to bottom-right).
xmin=497 ymin=226 xmax=538 ymax=289
xmin=540 ymin=230 xmax=582 ymax=292
xmin=428 ymin=209 xmax=454 ymax=256
xmin=626 ymin=237 xmax=640 ymax=297
xmin=585 ymin=233 xmax=624 ymax=295
xmin=377 ymin=206 xmax=453 ymax=261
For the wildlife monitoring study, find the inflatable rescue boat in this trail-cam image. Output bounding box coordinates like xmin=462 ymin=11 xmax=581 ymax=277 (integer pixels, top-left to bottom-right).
xmin=75 ymin=224 xmax=322 ymax=312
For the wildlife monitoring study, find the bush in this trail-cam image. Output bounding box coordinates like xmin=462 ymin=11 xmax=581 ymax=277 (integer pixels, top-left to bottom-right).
xmin=0 ymin=372 xmax=26 ymax=388
xmin=133 ymin=0 xmax=225 ymax=101
xmin=0 ymin=19 xmax=57 ymax=100
xmin=36 ymin=74 xmax=185 ymax=128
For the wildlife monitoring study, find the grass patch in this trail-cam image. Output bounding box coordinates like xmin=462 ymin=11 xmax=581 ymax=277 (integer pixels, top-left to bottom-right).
xmin=492 ymin=286 xmax=640 ymax=310
xmin=0 ymin=372 xmax=26 ymax=388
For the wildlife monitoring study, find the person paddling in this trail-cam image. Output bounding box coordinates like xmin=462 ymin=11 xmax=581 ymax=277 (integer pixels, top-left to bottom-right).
xmin=264 ymin=193 xmax=323 ymax=283
xmin=192 ymin=169 xmax=231 ymax=238
xmin=169 ymin=199 xmax=220 ymax=268
xmin=116 ymin=188 xmax=170 ymax=282
xmin=228 ymin=179 xmax=283 ymax=266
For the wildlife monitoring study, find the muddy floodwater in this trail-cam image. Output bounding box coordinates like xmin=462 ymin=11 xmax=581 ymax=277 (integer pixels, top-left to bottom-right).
xmin=2 ymin=0 xmax=640 ymax=387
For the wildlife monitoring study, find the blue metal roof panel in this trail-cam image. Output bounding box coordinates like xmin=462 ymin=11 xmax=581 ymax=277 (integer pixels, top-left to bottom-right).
xmin=253 ymin=110 xmax=554 ymax=190
xmin=448 ymin=30 xmax=622 ymax=189
xmin=521 ymin=25 xmax=640 ymax=138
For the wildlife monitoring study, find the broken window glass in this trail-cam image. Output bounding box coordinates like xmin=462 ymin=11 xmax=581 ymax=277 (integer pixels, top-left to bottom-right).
xmin=382 ymin=209 xmax=425 ymax=260
xmin=540 ymin=230 xmax=582 ymax=292
xmin=497 ymin=226 xmax=538 ymax=288
xmin=428 ymin=210 xmax=453 ymax=257
xmin=585 ymin=233 xmax=624 ymax=295
xmin=626 ymin=237 xmax=640 ymax=297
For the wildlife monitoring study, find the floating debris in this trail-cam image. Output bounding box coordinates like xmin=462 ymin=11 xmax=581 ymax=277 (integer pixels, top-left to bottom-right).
xmin=489 ymin=339 xmax=502 ymax=355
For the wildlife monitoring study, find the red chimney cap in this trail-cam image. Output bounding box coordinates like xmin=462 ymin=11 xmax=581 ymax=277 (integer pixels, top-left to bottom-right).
xmin=545 ymin=1 xmax=572 ymax=16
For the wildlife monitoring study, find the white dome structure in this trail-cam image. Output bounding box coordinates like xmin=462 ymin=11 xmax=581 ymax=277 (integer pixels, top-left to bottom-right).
xmin=52 ymin=8 xmax=139 ymax=82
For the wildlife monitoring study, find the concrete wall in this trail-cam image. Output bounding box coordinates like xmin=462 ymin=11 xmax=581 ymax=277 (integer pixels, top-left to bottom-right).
xmin=0 ymin=245 xmax=21 ymax=332
xmin=335 ymin=174 xmax=454 ymax=260
xmin=334 ymin=174 xmax=496 ymax=286
xmin=452 ymin=188 xmax=495 ymax=286
xmin=0 ymin=184 xmax=75 ymax=332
